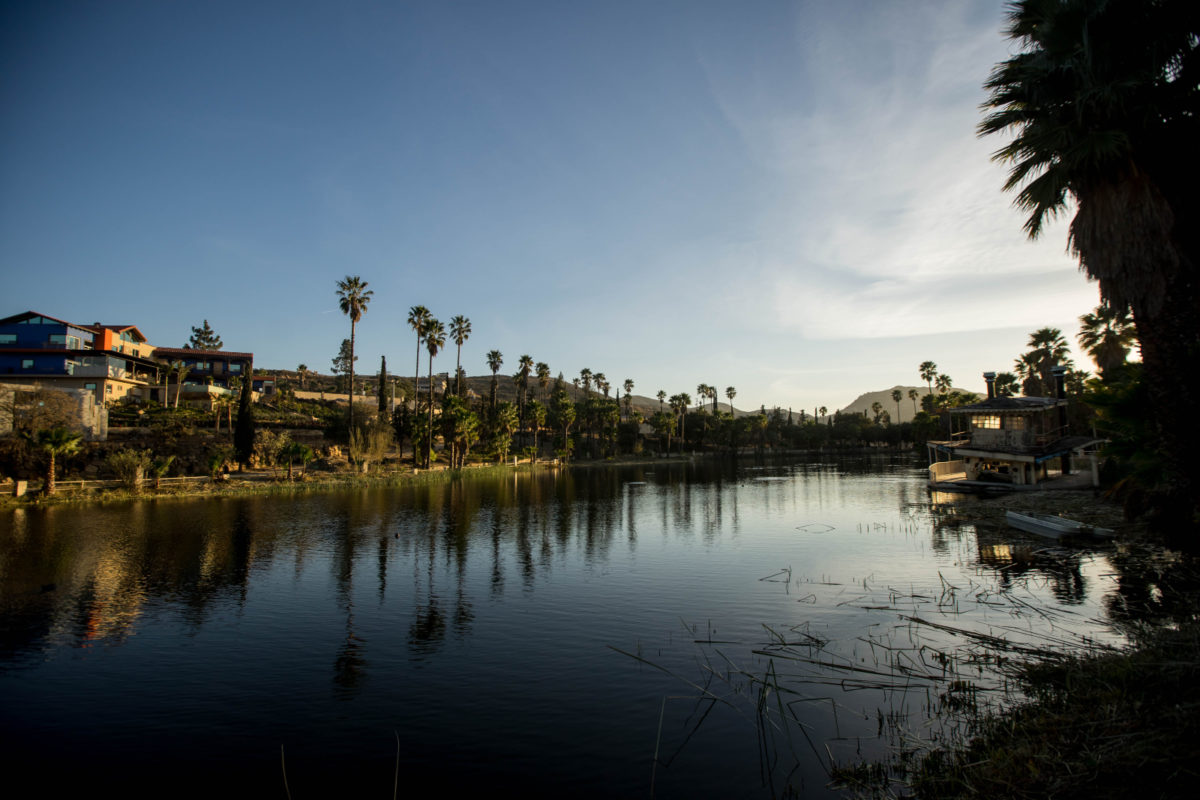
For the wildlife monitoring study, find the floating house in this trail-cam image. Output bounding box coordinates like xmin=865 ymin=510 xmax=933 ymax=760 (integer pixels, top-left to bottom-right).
xmin=926 ymin=368 xmax=1101 ymax=491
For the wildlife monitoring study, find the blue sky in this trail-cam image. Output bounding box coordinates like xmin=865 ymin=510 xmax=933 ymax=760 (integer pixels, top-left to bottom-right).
xmin=1 ymin=1 xmax=1102 ymax=413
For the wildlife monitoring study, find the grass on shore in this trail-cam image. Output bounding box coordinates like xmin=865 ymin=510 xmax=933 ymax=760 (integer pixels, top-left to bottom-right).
xmin=0 ymin=461 xmax=524 ymax=507
xmin=834 ymin=619 xmax=1200 ymax=799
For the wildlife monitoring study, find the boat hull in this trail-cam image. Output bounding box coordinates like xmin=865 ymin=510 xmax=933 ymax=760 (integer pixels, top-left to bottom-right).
xmin=1005 ymin=510 xmax=1114 ymax=540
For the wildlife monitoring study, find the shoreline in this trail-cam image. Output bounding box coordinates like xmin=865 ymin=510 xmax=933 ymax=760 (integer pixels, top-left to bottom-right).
xmin=0 ymin=446 xmax=926 ymax=509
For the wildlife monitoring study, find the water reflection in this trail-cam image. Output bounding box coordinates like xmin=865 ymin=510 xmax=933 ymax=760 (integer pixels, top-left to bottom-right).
xmin=0 ymin=454 xmax=1176 ymax=798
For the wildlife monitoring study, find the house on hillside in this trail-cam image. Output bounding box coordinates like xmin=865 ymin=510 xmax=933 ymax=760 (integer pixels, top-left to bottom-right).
xmin=0 ymin=311 xmax=160 ymax=405
xmin=926 ymin=368 xmax=1101 ymax=491
xmin=0 ymin=310 xmax=260 ymax=416
xmin=152 ymin=346 xmax=254 ymax=409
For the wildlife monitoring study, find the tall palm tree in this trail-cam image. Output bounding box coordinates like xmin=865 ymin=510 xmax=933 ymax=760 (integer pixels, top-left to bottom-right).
xmin=891 ymin=389 xmax=903 ymax=424
xmin=336 ymin=276 xmax=373 ymax=430
xmin=980 ymin=0 xmax=1200 ymax=518
xmin=423 ymin=319 xmax=446 ymax=468
xmin=724 ymin=387 xmax=736 ymax=415
xmin=1013 ymin=351 xmax=1042 ymax=396
xmin=30 ymin=427 xmax=82 ymax=496
xmin=536 ymin=362 xmax=551 ymax=402
xmin=656 ymin=390 xmax=666 ymax=413
xmin=918 ymin=361 xmax=938 ymax=403
xmin=670 ymin=393 xmax=691 ymax=449
xmin=486 ymin=350 xmax=503 ymax=411
xmin=1018 ymin=328 xmax=1073 ymax=395
xmin=622 ymin=378 xmax=634 ymax=420
xmin=579 ymin=368 xmax=593 ymax=396
xmin=408 ymin=306 xmax=431 ymax=409
xmin=907 ymin=388 xmax=920 ymax=415
xmin=449 ymin=315 xmax=471 ymax=396
xmin=1078 ymin=304 xmax=1137 ymax=377
xmin=297 ymin=364 xmax=308 ymax=390
xmin=515 ymin=355 xmax=534 ymax=429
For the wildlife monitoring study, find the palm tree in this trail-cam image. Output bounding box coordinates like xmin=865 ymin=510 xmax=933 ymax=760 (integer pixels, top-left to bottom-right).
xmin=486 ymin=350 xmax=503 ymax=411
xmin=536 ymin=362 xmax=551 ymax=402
xmin=423 ymin=319 xmax=446 ymax=468
xmin=907 ymin=388 xmax=920 ymax=415
xmin=336 ymin=276 xmax=373 ymax=430
xmin=725 ymin=387 xmax=736 ymax=415
xmin=297 ymin=364 xmax=308 ymax=390
xmin=408 ymin=306 xmax=431 ymax=408
xmin=871 ymin=401 xmax=884 ymax=424
xmin=994 ymin=372 xmax=1021 ymax=397
xmin=891 ymin=389 xmax=903 ymax=424
xmin=670 ymin=393 xmax=691 ymax=450
xmin=169 ymin=360 xmax=190 ymax=409
xmin=449 ymin=315 xmax=471 ymax=396
xmin=1012 ymin=352 xmax=1041 ymax=398
xmin=622 ymin=378 xmax=634 ymax=420
xmin=515 ymin=355 xmax=534 ymax=430
xmin=656 ymin=390 xmax=666 ymax=413
xmin=1078 ymin=304 xmax=1137 ymax=378
xmin=30 ymin=427 xmax=82 ymax=496
xmin=980 ymin=0 xmax=1199 ymax=518
xmin=919 ymin=361 xmax=938 ymax=403
xmin=579 ymin=368 xmax=593 ymax=396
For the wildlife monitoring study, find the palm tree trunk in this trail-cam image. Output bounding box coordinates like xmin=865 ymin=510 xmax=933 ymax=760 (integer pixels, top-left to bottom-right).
xmin=44 ymin=452 xmax=56 ymax=496
xmin=426 ymin=353 xmax=435 ymax=468
xmin=455 ymin=345 xmax=462 ymax=396
xmin=348 ymin=321 xmax=356 ymax=432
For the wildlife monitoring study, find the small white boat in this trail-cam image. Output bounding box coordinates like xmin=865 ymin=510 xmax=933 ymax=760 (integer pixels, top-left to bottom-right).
xmin=1005 ymin=510 xmax=1115 ymax=540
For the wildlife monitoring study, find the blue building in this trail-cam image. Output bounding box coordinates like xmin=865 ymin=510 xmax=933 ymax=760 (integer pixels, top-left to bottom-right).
xmin=0 ymin=310 xmax=256 ymax=409
xmin=0 ymin=311 xmax=159 ymax=405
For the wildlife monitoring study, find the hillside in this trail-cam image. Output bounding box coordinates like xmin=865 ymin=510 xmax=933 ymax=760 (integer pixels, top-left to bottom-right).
xmin=272 ymin=368 xmax=747 ymax=418
xmin=836 ymin=385 xmax=929 ymax=424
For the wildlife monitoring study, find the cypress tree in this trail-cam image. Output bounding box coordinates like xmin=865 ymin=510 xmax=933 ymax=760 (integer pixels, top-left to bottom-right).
xmin=233 ymin=371 xmax=255 ymax=469
xmin=378 ymin=355 xmax=388 ymax=416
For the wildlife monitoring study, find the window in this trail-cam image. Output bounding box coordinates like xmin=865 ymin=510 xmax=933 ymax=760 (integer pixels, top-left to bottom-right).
xmin=1005 ymin=416 xmax=1026 ymax=431
xmin=48 ymin=334 xmax=81 ymax=349
xmin=22 ymin=359 xmax=34 ymax=369
xmin=0 ymin=334 xmax=15 ymax=344
xmin=84 ymin=383 xmax=96 ymax=390
xmin=229 ymin=363 xmax=242 ymax=374
xmin=971 ymin=415 xmax=1000 ymax=429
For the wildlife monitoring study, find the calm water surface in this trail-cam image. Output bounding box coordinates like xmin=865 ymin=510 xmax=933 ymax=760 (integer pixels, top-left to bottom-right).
xmin=0 ymin=456 xmax=1133 ymax=797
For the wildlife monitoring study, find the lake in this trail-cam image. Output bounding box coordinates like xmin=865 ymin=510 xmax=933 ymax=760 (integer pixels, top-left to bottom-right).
xmin=0 ymin=456 xmax=1131 ymax=798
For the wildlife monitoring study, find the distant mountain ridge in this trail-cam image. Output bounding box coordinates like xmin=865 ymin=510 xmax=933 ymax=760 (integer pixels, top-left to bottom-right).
xmin=837 ymin=385 xmax=930 ymax=424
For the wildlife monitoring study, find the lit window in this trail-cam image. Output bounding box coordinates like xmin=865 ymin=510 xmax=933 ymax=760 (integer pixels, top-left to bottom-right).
xmin=971 ymin=415 xmax=1000 ymax=429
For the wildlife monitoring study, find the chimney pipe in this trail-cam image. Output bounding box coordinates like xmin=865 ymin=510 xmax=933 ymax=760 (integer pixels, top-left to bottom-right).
xmin=1052 ymin=365 xmax=1067 ymax=400
xmin=983 ymin=371 xmax=996 ymax=400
